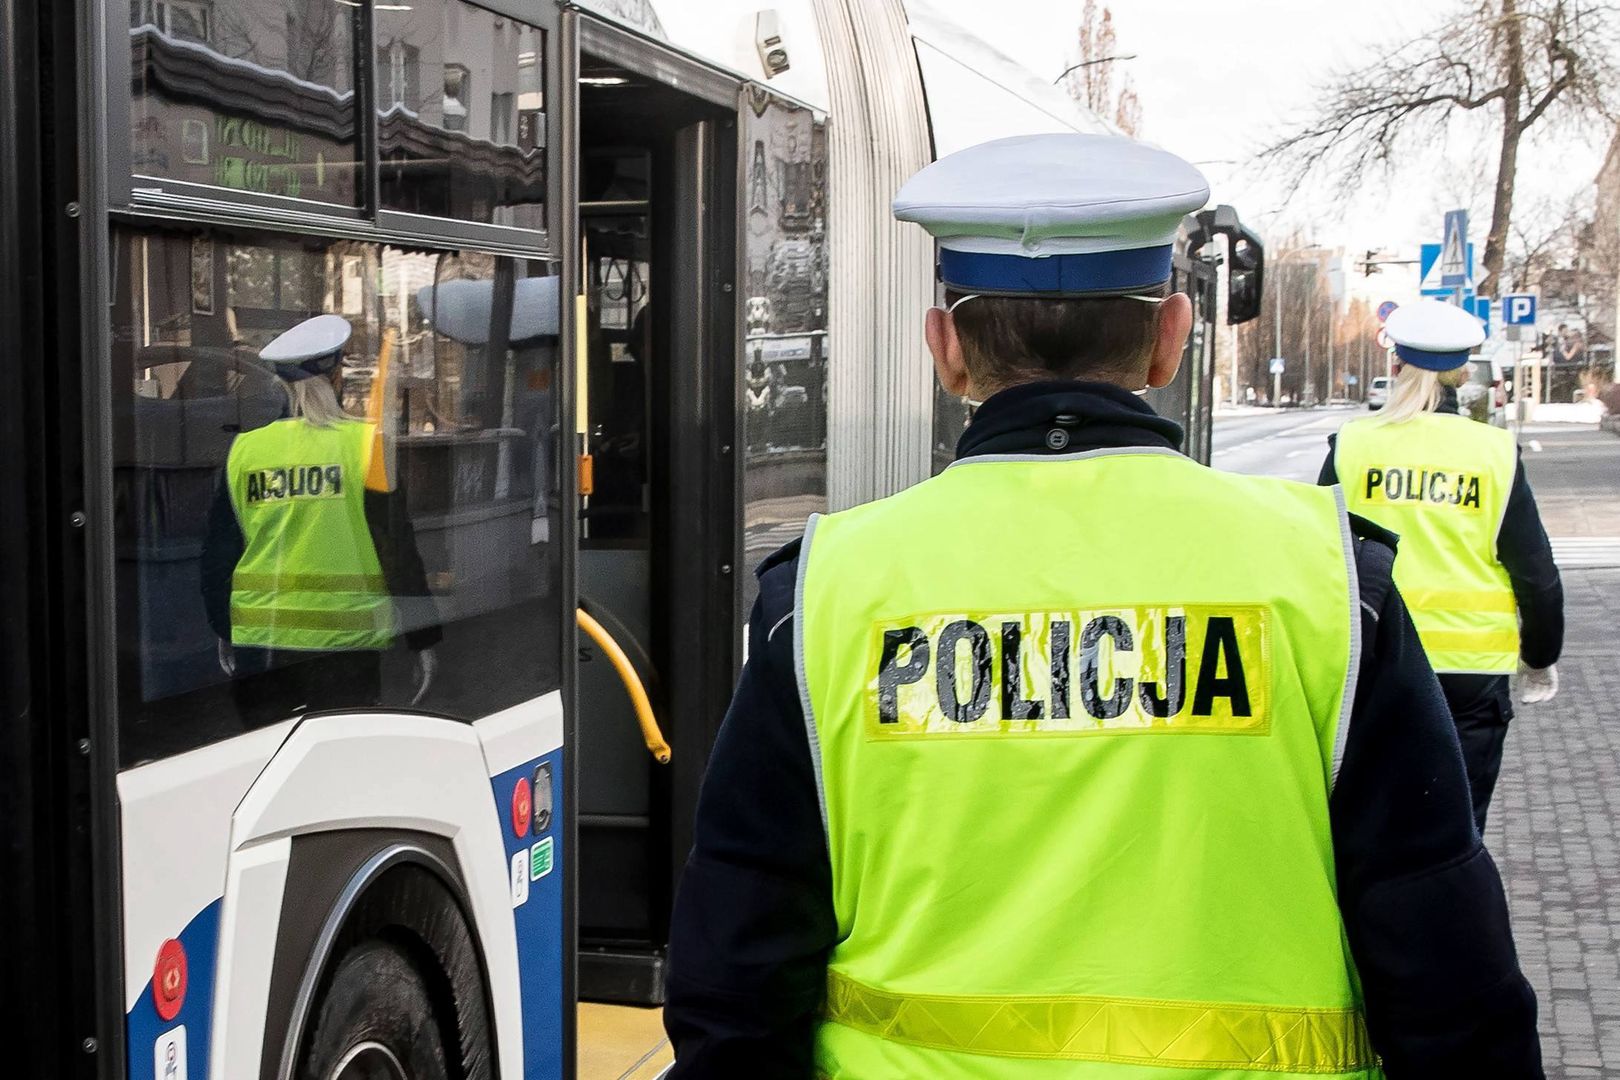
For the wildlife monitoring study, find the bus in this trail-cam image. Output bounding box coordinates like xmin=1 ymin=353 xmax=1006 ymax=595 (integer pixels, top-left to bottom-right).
xmin=0 ymin=1 xmax=1263 ymax=1077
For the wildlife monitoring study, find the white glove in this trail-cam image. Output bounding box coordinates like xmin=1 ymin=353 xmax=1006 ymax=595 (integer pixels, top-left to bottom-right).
xmin=411 ymin=647 xmax=438 ymax=706
xmin=1519 ymin=661 xmax=1558 ymax=705
xmin=217 ymin=639 xmax=236 ymax=676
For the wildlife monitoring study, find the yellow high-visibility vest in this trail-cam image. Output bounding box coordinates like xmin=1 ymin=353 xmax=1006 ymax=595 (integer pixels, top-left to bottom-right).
xmin=797 ymin=448 xmax=1377 ymax=1079
xmin=1335 ymin=412 xmax=1518 ymax=673
xmin=226 ymin=418 xmax=397 ymax=651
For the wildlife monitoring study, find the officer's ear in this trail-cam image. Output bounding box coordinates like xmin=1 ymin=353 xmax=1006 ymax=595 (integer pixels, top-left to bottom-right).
xmin=1145 ymin=292 xmax=1192 ymax=390
xmin=926 ymin=306 xmax=971 ymax=397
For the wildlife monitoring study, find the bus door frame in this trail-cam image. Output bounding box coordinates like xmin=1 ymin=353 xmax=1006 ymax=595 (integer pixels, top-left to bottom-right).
xmin=1 ymin=0 xmax=111 ymax=1075
xmin=573 ymin=13 xmax=741 ymax=1000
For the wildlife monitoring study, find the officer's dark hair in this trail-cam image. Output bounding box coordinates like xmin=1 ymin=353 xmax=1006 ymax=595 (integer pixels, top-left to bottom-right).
xmin=945 ymin=286 xmax=1166 ymax=393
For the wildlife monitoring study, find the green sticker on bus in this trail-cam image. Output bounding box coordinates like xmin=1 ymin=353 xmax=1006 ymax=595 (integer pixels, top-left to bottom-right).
xmin=530 ymin=837 xmax=554 ymax=881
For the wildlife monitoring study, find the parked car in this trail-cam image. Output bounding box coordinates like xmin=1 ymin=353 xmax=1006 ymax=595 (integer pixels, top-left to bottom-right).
xmin=1367 ymin=375 xmax=1391 ymax=410
xmin=1458 ymin=358 xmax=1507 ymax=426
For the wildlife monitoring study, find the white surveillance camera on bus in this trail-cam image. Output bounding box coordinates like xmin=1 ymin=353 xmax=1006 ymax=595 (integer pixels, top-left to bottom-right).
xmin=756 ymin=10 xmax=790 ymax=77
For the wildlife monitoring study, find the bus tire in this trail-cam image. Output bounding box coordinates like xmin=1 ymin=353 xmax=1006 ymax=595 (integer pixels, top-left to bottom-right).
xmin=299 ymin=937 xmax=450 ymax=1080
xmin=295 ymin=860 xmax=493 ymax=1080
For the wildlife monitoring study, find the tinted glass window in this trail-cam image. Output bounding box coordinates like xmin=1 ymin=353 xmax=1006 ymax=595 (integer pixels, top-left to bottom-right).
xmin=377 ymin=1 xmax=547 ymax=230
xmin=129 ymin=0 xmax=362 ymax=206
xmin=112 ymin=225 xmax=564 ymax=765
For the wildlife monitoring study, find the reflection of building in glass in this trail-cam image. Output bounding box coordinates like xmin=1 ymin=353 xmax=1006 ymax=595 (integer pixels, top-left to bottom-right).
xmin=128 ymin=0 xmax=545 ymax=226
xmin=742 ymin=92 xmax=828 ymax=459
xmin=739 ymin=92 xmax=831 ymax=621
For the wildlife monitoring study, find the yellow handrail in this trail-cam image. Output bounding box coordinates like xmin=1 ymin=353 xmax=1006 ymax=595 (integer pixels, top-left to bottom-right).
xmin=576 ymin=608 xmax=672 ymax=764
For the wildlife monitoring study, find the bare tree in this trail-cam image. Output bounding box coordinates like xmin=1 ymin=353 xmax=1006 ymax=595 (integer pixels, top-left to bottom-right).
xmin=1063 ymin=1 xmax=1142 ymax=136
xmin=1235 ymin=237 xmax=1337 ymax=404
xmin=1260 ymin=0 xmax=1619 ymax=298
xmin=1503 ymin=190 xmax=1591 ymax=292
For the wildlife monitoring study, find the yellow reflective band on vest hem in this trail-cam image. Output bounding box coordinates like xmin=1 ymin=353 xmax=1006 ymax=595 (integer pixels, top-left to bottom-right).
xmin=1400 ymin=589 xmax=1517 ymax=615
xmin=1417 ymin=628 xmax=1520 ymax=653
xmin=824 ymin=971 xmax=1375 ymax=1074
xmin=232 ymin=571 xmax=388 ymax=593
xmin=230 ymin=604 xmax=391 ymax=633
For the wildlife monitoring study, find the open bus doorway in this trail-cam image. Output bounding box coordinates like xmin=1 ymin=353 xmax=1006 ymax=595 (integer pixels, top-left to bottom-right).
xmin=574 ymin=29 xmax=739 ymax=1005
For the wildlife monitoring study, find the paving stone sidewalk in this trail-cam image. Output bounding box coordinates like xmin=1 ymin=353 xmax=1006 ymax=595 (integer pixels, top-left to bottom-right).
xmin=1489 ymin=567 xmax=1620 ymax=1075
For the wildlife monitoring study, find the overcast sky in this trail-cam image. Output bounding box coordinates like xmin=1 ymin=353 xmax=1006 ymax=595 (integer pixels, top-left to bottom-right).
xmin=921 ymin=0 xmax=1609 ymax=298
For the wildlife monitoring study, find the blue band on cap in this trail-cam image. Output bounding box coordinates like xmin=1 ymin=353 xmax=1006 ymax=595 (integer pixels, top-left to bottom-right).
xmin=274 ymin=352 xmax=343 ymax=382
xmin=1394 ymin=343 xmax=1471 ymax=371
xmin=940 ymin=245 xmax=1173 ymax=296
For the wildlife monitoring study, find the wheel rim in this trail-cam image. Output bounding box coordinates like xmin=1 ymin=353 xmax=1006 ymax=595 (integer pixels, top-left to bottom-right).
xmin=329 ymin=1041 xmax=409 ymax=1080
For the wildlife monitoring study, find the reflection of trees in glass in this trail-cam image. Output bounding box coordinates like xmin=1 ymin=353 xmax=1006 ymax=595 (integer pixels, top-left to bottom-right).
xmin=226 ymin=246 xmax=326 ymax=312
xmin=227 ymin=246 xmax=278 ymax=310
xmin=208 ymin=0 xmax=352 ymax=91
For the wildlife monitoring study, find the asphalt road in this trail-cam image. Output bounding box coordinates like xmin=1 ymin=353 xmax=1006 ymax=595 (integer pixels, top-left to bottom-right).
xmin=1210 ymin=405 xmax=1360 ymax=484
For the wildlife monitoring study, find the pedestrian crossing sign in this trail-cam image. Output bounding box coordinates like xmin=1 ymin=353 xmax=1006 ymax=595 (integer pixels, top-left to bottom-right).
xmin=1420 ymin=242 xmax=1475 ymax=294
xmin=1439 ymin=210 xmax=1470 ymax=288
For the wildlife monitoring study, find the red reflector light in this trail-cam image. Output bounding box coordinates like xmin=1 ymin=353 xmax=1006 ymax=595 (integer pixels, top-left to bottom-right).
xmin=153 ymin=938 xmax=187 ymax=1021
xmin=512 ymin=777 xmax=532 ymax=839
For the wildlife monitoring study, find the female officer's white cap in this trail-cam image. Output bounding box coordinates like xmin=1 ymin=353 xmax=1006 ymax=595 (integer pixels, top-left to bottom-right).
xmin=1383 ymin=299 xmax=1486 ymax=372
xmin=260 ymin=314 xmax=353 ymax=381
xmin=891 ymin=133 xmax=1210 ymax=297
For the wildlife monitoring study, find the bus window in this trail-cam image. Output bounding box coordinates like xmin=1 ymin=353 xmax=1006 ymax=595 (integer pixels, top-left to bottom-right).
xmin=376 ymin=0 xmax=548 ymax=230
xmin=128 ymin=0 xmax=363 ymax=207
xmin=111 ymin=225 xmax=563 ymax=765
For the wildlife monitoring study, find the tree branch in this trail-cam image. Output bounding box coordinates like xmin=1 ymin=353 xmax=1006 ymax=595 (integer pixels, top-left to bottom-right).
xmin=1519 ymin=70 xmax=1573 ymax=130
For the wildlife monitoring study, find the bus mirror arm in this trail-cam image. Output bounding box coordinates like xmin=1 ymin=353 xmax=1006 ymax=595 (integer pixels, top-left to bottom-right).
xmin=576 ymin=607 xmax=673 ymax=764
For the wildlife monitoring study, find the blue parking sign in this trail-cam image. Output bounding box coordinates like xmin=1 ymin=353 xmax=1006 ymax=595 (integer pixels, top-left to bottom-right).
xmin=1502 ymin=293 xmax=1537 ymax=326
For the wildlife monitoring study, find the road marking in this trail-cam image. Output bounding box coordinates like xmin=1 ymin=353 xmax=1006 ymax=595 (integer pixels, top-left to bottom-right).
xmin=1285 ymin=449 xmax=1312 ymax=458
xmin=1549 ymin=537 xmax=1620 ymax=569
xmin=1528 ymin=439 xmax=1543 ymax=452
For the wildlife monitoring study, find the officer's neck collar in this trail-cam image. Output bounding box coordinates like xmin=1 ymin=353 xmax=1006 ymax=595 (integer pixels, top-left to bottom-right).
xmin=956 ymin=380 xmax=1184 ymax=460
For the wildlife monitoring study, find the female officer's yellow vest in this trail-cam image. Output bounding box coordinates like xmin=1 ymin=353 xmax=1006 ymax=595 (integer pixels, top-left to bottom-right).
xmin=226 ymin=418 xmax=396 ymax=651
xmin=1335 ymin=412 xmax=1518 ymax=673
xmin=797 ymin=448 xmax=1378 ymax=1079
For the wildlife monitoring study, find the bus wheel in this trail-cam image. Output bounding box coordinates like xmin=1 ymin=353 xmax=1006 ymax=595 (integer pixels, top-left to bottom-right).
xmin=300 ymin=938 xmax=450 ymax=1080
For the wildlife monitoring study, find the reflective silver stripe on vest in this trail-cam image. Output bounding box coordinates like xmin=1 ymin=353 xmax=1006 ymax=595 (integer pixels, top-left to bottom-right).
xmin=795 ymin=512 xmax=830 ymax=838
xmin=1331 ymin=485 xmax=1363 ymax=790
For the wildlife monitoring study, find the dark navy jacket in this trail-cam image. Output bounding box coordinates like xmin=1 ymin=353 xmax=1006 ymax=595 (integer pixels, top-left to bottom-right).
xmin=666 ymin=382 xmax=1542 ymax=1078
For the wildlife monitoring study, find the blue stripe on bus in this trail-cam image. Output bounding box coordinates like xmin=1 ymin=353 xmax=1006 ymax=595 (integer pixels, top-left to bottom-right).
xmin=490 ymin=747 xmax=566 ymax=1078
xmin=127 ymin=898 xmax=220 ymax=1080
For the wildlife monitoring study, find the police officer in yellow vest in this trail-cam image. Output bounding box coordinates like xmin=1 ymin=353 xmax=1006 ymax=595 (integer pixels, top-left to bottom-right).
xmin=201 ymin=315 xmax=439 ymax=724
xmin=1321 ymin=300 xmax=1563 ymax=833
xmin=665 ymin=135 xmax=1541 ymax=1077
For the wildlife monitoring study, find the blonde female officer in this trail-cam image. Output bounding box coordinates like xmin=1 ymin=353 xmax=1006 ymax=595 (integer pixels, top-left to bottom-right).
xmin=200 ymin=315 xmax=439 ymax=724
xmin=1322 ymin=298 xmax=1563 ymax=832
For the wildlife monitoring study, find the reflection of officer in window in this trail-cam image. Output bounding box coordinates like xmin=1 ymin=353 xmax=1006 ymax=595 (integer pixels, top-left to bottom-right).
xmin=200 ymin=315 xmax=439 ymax=724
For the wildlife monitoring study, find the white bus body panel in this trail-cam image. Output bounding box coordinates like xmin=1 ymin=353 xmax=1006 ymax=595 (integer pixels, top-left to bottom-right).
xmin=119 ymin=692 xmax=564 ymax=1080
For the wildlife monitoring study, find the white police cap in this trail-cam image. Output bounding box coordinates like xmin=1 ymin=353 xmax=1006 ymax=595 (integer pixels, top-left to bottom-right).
xmin=1384 ymin=299 xmax=1486 ymax=371
xmin=260 ymin=314 xmax=352 ymax=381
xmin=416 ymin=277 xmax=561 ymax=345
xmin=892 ymin=133 xmax=1210 ymax=297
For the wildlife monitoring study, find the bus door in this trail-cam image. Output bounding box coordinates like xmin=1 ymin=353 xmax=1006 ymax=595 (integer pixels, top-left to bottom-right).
xmin=573 ymin=17 xmax=739 ymax=1005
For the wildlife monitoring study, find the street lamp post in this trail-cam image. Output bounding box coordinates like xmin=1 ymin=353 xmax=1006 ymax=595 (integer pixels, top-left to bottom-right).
xmin=1273 ymin=262 xmax=1284 ymax=406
